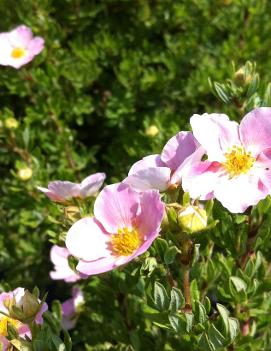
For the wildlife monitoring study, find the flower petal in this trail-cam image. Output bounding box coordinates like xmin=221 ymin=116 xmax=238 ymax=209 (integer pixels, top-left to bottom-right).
xmin=128 ymin=154 xmax=166 ymax=175
xmin=190 ymin=113 xmax=240 ymax=162
xmin=240 ymin=107 xmax=271 ymax=156
xmin=214 ymin=173 xmax=268 ymax=213
xmin=76 ymin=255 xmax=131 ymax=275
xmin=79 ymin=172 xmax=106 ymax=197
xmin=66 ymin=217 xmax=110 ymax=261
xmin=124 ymin=167 xmax=171 ymax=191
xmin=161 ymin=131 xmax=199 ymax=170
xmin=137 ymin=190 xmax=164 ymax=238
xmin=94 ymin=183 xmax=140 ymax=233
xmin=9 ymin=25 xmax=33 ymax=46
xmin=182 ymin=161 xmax=221 ymax=200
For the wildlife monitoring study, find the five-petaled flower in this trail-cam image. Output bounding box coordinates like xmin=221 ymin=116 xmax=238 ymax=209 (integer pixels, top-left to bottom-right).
xmin=124 ymin=131 xmax=203 ymax=192
xmin=182 ymin=108 xmax=271 ymax=213
xmin=66 ymin=183 xmax=164 ymax=275
xmin=0 ymin=25 xmax=44 ymax=69
xmin=37 ymin=173 xmax=106 ymax=202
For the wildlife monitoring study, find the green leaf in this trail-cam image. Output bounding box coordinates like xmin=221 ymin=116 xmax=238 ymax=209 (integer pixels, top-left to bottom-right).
xmin=192 ymin=244 xmax=200 ymax=265
xmin=230 ymin=276 xmax=247 ymax=292
xmin=208 ymin=324 xmax=226 ymax=348
xmin=185 ymin=312 xmax=194 ymax=333
xmin=169 ymin=287 xmax=185 ymax=312
xmin=154 ymin=282 xmax=169 ymax=311
xmin=194 ymin=301 xmax=207 ymax=325
xmin=216 ymin=303 xmax=229 ymax=335
xmin=228 ymin=318 xmax=239 ymax=341
xmin=164 ymin=246 xmax=179 ymax=265
xmin=203 ymin=296 xmax=211 ymax=315
xmin=190 ymin=279 xmax=200 ymax=306
xmin=168 ymin=314 xmax=186 ymax=333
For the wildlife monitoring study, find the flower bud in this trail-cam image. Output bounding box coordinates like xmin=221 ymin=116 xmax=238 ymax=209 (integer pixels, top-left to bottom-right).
xmin=5 ymin=117 xmax=19 ymax=129
xmin=64 ymin=206 xmax=81 ymax=222
xmin=5 ymin=290 xmax=43 ymax=325
xmin=18 ymin=167 xmax=33 ymax=181
xmin=145 ymin=125 xmax=159 ymax=137
xmin=178 ymin=205 xmax=207 ymax=233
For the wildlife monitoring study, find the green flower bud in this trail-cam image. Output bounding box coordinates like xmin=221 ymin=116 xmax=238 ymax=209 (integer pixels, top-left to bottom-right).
xmin=18 ymin=167 xmax=33 ymax=181
xmin=178 ymin=205 xmax=207 ymax=233
xmin=145 ymin=125 xmax=159 ymax=137
xmin=5 ymin=117 xmax=19 ymax=129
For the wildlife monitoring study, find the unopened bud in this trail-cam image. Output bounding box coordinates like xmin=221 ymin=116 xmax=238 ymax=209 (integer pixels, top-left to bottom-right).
xmin=64 ymin=206 xmax=81 ymax=221
xmin=145 ymin=125 xmax=159 ymax=137
xmin=5 ymin=117 xmax=19 ymax=129
xmin=234 ymin=67 xmax=246 ymax=84
xmin=7 ymin=290 xmax=43 ymax=325
xmin=18 ymin=167 xmax=33 ymax=181
xmin=178 ymin=205 xmax=207 ymax=233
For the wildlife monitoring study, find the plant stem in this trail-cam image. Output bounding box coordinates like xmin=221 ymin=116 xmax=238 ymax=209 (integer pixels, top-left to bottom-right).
xmin=183 ymin=266 xmax=191 ymax=308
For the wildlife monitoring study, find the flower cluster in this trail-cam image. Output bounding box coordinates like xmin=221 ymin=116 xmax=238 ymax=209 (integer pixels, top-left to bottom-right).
xmin=38 ymin=107 xmax=271 ymax=288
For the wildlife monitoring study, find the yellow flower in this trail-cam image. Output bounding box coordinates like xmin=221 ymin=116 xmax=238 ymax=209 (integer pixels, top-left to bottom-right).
xmin=18 ymin=167 xmax=33 ymax=181
xmin=145 ymin=125 xmax=159 ymax=137
xmin=5 ymin=117 xmax=19 ymax=129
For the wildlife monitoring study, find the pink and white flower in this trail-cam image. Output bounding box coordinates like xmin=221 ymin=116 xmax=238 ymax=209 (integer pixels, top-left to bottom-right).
xmin=0 ymin=288 xmax=47 ymax=350
xmin=38 ymin=172 xmax=106 ymax=202
xmin=50 ymin=245 xmax=82 ymax=283
xmin=66 ymin=183 xmax=164 ymax=275
xmin=61 ymin=287 xmax=84 ymax=330
xmin=0 ymin=25 xmax=44 ymax=69
xmin=124 ymin=132 xmax=203 ymax=191
xmin=182 ymin=108 xmax=271 ymax=213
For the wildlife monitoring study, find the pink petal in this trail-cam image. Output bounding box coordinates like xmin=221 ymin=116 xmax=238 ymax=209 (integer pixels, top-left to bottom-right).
xmin=50 ymin=245 xmax=80 ymax=283
xmin=240 ymin=107 xmax=271 ymax=156
xmin=161 ymin=131 xmax=199 ymax=170
xmin=66 ymin=217 xmax=110 ymax=261
xmin=170 ymin=146 xmax=205 ymax=185
xmin=190 ymin=113 xmax=240 ymax=162
xmin=124 ymin=167 xmax=171 ymax=191
xmin=8 ymin=25 xmax=33 ymax=46
xmin=76 ymin=254 xmax=135 ymax=275
xmin=128 ymin=154 xmax=166 ymax=175
xmin=28 ymin=37 xmax=44 ymax=55
xmin=137 ymin=190 xmax=164 ymax=238
xmin=182 ymin=161 xmax=221 ymax=200
xmin=94 ymin=183 xmax=140 ymax=233
xmin=214 ymin=173 xmax=268 ymax=213
xmin=79 ymin=172 xmax=106 ymax=197
xmin=0 ymin=336 xmax=9 ymax=351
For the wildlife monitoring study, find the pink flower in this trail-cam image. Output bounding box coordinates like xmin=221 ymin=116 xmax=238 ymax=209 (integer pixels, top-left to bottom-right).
xmin=0 ymin=25 xmax=44 ymax=69
xmin=37 ymin=172 xmax=106 ymax=202
xmin=124 ymin=132 xmax=203 ymax=191
xmin=0 ymin=288 xmax=47 ymax=350
xmin=61 ymin=287 xmax=84 ymax=330
xmin=182 ymin=108 xmax=271 ymax=213
xmin=66 ymin=183 xmax=164 ymax=275
xmin=50 ymin=245 xmax=82 ymax=283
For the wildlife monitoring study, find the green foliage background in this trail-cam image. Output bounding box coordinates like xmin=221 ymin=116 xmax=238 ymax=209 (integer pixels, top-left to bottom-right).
xmin=1 ymin=0 xmax=271 ymax=350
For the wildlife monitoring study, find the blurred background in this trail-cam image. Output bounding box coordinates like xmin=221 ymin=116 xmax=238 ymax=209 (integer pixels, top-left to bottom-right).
xmin=0 ymin=0 xmax=270 ymax=349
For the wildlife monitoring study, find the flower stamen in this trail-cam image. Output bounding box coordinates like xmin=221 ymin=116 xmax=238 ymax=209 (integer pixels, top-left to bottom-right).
xmin=11 ymin=47 xmax=26 ymax=59
xmin=223 ymin=145 xmax=255 ymax=177
xmin=111 ymin=227 xmax=142 ymax=256
xmin=0 ymin=314 xmax=20 ymax=336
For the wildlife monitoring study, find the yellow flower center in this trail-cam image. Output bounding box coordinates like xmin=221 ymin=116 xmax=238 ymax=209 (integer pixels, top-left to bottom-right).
xmin=0 ymin=314 xmax=20 ymax=337
xmin=111 ymin=227 xmax=142 ymax=256
xmin=11 ymin=47 xmax=26 ymax=59
xmin=223 ymin=145 xmax=255 ymax=177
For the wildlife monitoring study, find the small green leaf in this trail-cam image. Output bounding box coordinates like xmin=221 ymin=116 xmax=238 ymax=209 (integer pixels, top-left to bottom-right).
xmin=154 ymin=282 xmax=169 ymax=311
xmin=194 ymin=301 xmax=207 ymax=325
xmin=203 ymin=296 xmax=211 ymax=314
xmin=169 ymin=287 xmax=185 ymax=312
xmin=208 ymin=324 xmax=226 ymax=348
xmin=230 ymin=276 xmax=247 ymax=292
xmin=164 ymin=246 xmax=179 ymax=265
xmin=228 ymin=317 xmax=239 ymax=341
xmin=217 ymin=303 xmax=229 ymax=335
xmin=185 ymin=312 xmax=193 ymax=333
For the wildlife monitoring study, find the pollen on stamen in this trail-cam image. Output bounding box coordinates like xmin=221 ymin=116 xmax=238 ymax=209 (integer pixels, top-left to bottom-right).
xmin=223 ymin=145 xmax=255 ymax=177
xmin=0 ymin=314 xmax=20 ymax=336
xmin=111 ymin=227 xmax=142 ymax=256
xmin=11 ymin=47 xmax=26 ymax=59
